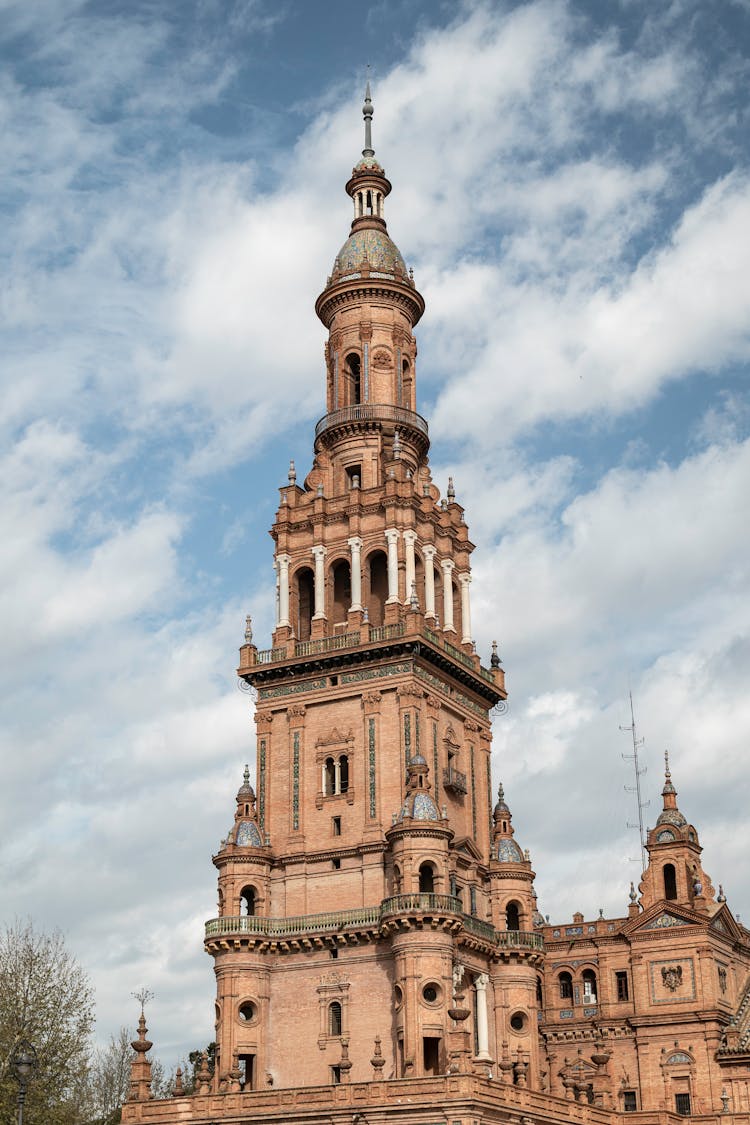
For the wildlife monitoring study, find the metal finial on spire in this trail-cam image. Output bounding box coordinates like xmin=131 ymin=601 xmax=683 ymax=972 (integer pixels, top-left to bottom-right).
xmin=243 ymin=764 xmax=250 ymax=786
xmin=362 ymin=78 xmax=374 ymax=157
xmin=664 ymin=749 xmax=671 ymax=779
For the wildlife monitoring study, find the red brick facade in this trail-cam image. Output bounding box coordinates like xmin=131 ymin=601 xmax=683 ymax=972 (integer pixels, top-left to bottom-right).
xmin=122 ymin=90 xmax=750 ymax=1125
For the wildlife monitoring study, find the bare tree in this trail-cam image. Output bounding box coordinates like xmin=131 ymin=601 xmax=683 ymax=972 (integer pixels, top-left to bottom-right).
xmin=0 ymin=920 xmax=94 ymax=1125
xmin=87 ymin=1028 xmax=132 ymax=1125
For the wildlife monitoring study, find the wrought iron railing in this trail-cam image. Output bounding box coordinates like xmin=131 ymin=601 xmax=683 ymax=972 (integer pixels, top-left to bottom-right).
xmin=315 ymin=404 xmax=429 ymax=442
xmin=461 ymin=914 xmax=497 ymax=941
xmin=442 ymin=766 xmax=468 ymax=794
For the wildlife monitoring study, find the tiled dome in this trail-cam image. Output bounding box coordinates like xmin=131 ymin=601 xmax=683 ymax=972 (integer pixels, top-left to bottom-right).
xmin=333 ymin=228 xmax=407 ymax=280
xmin=496 ymin=838 xmax=524 ymax=863
xmin=398 ymin=791 xmax=440 ymax=822
xmin=236 ymin=819 xmax=263 ymax=847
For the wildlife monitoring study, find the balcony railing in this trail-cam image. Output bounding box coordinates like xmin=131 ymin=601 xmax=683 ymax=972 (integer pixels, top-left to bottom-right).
xmin=205 ymin=906 xmax=381 ymax=939
xmin=380 ymin=893 xmax=463 ymax=916
xmin=369 ymin=622 xmax=406 ymax=642
xmin=250 ymin=620 xmax=498 ymax=691
xmin=442 ymin=766 xmax=468 ymax=795
xmin=315 ymin=404 xmax=429 ymax=442
xmin=206 ymin=904 xmax=544 ymax=952
xmin=294 ymin=632 xmax=360 ymax=657
xmin=496 ymin=929 xmax=545 ymax=951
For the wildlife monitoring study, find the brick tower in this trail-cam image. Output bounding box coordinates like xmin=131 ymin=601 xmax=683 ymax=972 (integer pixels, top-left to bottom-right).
xmin=122 ymin=87 xmax=750 ymax=1125
xmin=204 ymin=85 xmax=546 ymax=1093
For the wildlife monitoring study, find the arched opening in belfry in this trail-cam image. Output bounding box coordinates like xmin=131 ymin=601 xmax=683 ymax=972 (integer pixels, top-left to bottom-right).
xmin=357 ymin=192 xmax=364 ymax=217
xmin=418 ymin=863 xmax=435 ymax=894
xmin=240 ymin=886 xmax=256 ymax=916
xmin=324 ymin=757 xmax=336 ymax=796
xmin=332 ymin=559 xmax=351 ymax=625
xmin=367 ymin=550 xmax=388 ymax=626
xmin=365 ymin=189 xmax=373 ymax=215
xmin=506 ymin=901 xmax=521 ymax=931
xmin=664 ymin=862 xmax=678 ymax=900
xmin=376 ymin=192 xmax=382 ymax=216
xmin=433 ymin=566 xmax=444 ymax=627
xmin=296 ymin=566 xmax=314 ymax=641
xmin=345 ymin=352 xmax=361 ymax=405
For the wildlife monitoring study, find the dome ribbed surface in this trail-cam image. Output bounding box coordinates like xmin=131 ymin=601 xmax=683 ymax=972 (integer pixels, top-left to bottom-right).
xmin=334 ymin=228 xmax=407 ymax=279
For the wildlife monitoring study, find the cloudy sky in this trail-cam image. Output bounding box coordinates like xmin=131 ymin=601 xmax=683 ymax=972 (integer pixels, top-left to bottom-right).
xmin=2 ymin=0 xmax=749 ymax=1066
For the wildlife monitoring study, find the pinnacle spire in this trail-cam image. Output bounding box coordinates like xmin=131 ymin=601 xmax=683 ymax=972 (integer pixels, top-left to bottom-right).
xmin=362 ymin=79 xmax=374 ymax=158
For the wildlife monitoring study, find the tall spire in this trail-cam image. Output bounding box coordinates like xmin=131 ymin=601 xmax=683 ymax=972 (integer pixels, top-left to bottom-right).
xmin=362 ymin=79 xmax=374 ymax=158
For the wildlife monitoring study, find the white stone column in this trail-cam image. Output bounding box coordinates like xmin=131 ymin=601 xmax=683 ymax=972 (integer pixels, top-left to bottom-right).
xmin=474 ymin=973 xmax=491 ymax=1059
xmin=441 ymin=558 xmax=455 ymax=632
xmin=459 ymin=572 xmax=472 ymax=644
xmin=348 ymin=536 xmax=363 ymax=611
xmin=312 ymin=545 xmax=326 ymax=619
xmin=423 ymin=545 xmax=436 ymax=618
xmin=334 ymin=759 xmax=341 ymax=795
xmin=277 ymin=553 xmax=290 ymax=628
xmin=385 ymin=529 xmax=400 ymax=603
xmin=403 ymin=529 xmax=417 ymax=605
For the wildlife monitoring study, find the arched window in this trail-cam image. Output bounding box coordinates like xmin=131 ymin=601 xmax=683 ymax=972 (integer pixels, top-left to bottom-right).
xmin=240 ymin=886 xmax=256 ymax=916
xmin=582 ymin=969 xmax=598 ymax=1003
xmin=419 ymin=863 xmax=435 ymax=894
xmin=324 ymin=757 xmax=335 ymax=796
xmin=296 ymin=566 xmax=314 ymax=641
xmin=393 ymin=863 xmax=402 ymax=894
xmin=332 ymin=559 xmax=351 ymax=624
xmin=664 ymin=863 xmax=677 ymax=900
xmin=328 ymin=1001 xmax=342 ymax=1036
xmin=559 ymin=972 xmax=573 ymax=1000
xmin=345 ymin=353 xmax=361 ymax=405
xmin=536 ymin=976 xmax=543 ymax=1005
xmin=366 ymin=189 xmax=373 ymax=215
xmin=367 ymin=551 xmax=388 ymax=626
xmin=339 ymin=754 xmax=349 ymax=794
xmin=506 ymin=901 xmax=521 ymax=931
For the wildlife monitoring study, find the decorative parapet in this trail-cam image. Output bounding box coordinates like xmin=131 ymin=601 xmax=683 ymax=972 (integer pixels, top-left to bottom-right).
xmin=205 ymin=902 xmax=544 ymax=956
xmin=121 ymin=1070 xmax=611 ymax=1125
xmin=314 ymin=403 xmax=428 ymax=443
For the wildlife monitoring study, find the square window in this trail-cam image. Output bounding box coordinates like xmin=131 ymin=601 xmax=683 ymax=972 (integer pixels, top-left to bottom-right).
xmin=332 ymin=816 xmax=341 ymax=836
xmin=330 ymin=1065 xmax=341 ymax=1085
xmin=616 ymin=971 xmax=630 ymax=1001
xmin=332 ymin=857 xmax=341 ymax=870
xmin=623 ymin=1091 xmax=637 ymax=1112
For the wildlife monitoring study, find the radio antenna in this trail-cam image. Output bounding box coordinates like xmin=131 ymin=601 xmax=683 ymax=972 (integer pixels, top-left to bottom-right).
xmin=621 ymin=691 xmax=649 ymax=872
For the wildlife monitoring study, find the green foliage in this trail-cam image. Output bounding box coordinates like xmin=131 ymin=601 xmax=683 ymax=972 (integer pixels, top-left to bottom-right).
xmin=0 ymin=920 xmax=95 ymax=1125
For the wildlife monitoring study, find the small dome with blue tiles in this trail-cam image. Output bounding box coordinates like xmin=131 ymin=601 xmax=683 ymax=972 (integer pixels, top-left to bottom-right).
xmin=333 ymin=228 xmax=408 ymax=281
xmin=496 ymin=837 xmax=524 ymax=863
xmin=398 ymin=790 xmax=440 ymax=823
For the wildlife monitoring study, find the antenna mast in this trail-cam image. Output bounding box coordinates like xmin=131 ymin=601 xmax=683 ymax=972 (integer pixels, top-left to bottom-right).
xmin=620 ymin=691 xmax=649 ymax=873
